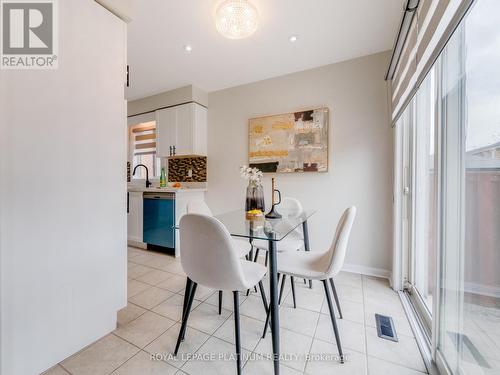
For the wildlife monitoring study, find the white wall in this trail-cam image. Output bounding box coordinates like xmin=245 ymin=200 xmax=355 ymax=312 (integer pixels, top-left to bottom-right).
xmin=0 ymin=1 xmax=127 ymax=374
xmin=207 ymin=51 xmax=393 ymax=275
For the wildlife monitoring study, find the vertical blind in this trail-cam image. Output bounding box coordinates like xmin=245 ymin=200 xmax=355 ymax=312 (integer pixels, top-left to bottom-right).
xmin=388 ymin=0 xmax=474 ymax=123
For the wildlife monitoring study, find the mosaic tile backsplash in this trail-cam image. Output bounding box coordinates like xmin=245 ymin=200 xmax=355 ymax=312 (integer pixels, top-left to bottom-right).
xmin=168 ymin=156 xmax=207 ymax=182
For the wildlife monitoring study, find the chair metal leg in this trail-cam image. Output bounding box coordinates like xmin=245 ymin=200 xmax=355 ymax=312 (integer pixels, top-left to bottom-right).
xmin=264 ymin=250 xmax=269 ymax=267
xmin=258 ymin=281 xmax=268 ymax=313
xmin=290 ymin=276 xmax=297 ymax=308
xmin=246 ymin=249 xmax=255 ymax=296
xmin=248 ymin=249 xmax=260 ymax=293
xmin=175 ymin=282 xmax=198 ymax=355
xmin=329 ymin=278 xmax=343 ymax=319
xmin=233 ymin=291 xmax=242 ymax=375
xmin=181 ymin=277 xmax=193 ymax=324
xmin=322 ymin=280 xmax=344 ymax=363
xmin=218 ymin=290 xmax=223 ymax=315
xmin=302 ymin=220 xmax=313 ymax=289
xmin=278 ymin=274 xmax=287 ymax=304
xmin=253 ymin=248 xmax=260 ymax=262
xmin=262 ymin=274 xmax=280 ymax=338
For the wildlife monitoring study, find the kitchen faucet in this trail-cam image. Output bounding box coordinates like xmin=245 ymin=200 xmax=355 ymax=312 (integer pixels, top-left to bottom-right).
xmin=133 ymin=164 xmax=152 ymax=188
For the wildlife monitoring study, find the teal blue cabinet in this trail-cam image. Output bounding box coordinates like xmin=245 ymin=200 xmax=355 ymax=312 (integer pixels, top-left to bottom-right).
xmin=143 ymin=194 xmax=175 ymax=249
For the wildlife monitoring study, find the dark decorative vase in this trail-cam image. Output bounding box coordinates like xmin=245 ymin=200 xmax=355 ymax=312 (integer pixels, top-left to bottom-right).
xmin=245 ymin=182 xmax=265 ymax=212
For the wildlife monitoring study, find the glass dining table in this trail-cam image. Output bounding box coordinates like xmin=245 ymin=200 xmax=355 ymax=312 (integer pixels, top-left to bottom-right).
xmin=212 ymin=208 xmax=316 ymax=375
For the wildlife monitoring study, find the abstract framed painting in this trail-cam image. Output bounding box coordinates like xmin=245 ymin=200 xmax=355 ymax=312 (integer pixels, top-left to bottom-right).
xmin=248 ymin=107 xmax=329 ymax=173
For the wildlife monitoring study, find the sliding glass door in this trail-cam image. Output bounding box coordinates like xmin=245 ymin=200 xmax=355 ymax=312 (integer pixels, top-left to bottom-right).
xmin=438 ymin=1 xmax=500 ymax=373
xmin=397 ymin=1 xmax=500 ymax=374
xmin=407 ymin=68 xmax=438 ymax=336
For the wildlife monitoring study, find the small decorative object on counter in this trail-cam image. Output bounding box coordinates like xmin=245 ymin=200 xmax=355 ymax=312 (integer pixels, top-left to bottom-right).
xmin=240 ymin=165 xmax=265 ymax=214
xmin=246 ymin=209 xmax=264 ymax=221
xmin=265 ymin=177 xmax=282 ymax=219
xmin=160 ymin=168 xmax=167 ymax=188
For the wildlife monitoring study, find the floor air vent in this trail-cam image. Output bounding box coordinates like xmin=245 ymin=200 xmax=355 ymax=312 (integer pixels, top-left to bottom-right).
xmin=375 ymin=314 xmax=398 ymax=342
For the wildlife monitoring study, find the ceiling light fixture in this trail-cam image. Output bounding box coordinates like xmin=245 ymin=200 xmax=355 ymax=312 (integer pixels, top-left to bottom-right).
xmin=215 ymin=0 xmax=258 ymax=40
xmin=289 ymin=35 xmax=298 ymax=43
xmin=183 ymin=44 xmax=192 ymax=52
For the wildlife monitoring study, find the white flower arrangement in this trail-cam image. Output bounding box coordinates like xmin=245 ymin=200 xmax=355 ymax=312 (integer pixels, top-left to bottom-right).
xmin=240 ymin=165 xmax=263 ymax=184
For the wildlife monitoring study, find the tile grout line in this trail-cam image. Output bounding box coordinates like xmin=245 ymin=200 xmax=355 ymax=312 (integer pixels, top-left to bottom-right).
xmin=58 ymin=363 xmax=74 ymax=375
xmin=362 ymin=277 xmax=430 ymax=374
xmin=304 ymin=280 xmax=323 ymax=375
xmin=178 ymin=303 xmax=235 ymax=374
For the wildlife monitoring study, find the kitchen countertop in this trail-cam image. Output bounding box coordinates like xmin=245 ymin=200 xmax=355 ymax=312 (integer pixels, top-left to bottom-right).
xmin=127 ymin=186 xmax=207 ymax=193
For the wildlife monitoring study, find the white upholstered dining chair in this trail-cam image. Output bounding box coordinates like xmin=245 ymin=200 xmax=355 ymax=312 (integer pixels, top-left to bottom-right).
xmin=187 ymin=199 xmax=252 ymax=258
xmin=186 ymin=199 xmax=254 ymax=314
xmin=175 ymin=214 xmax=268 ymax=375
xmin=262 ymin=206 xmax=357 ymax=364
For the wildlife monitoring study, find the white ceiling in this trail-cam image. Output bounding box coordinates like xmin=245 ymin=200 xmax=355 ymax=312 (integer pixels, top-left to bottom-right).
xmin=124 ymin=0 xmax=403 ymax=100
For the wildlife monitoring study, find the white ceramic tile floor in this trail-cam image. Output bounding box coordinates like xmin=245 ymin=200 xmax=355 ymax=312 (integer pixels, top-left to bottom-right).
xmin=50 ymin=247 xmax=427 ymax=375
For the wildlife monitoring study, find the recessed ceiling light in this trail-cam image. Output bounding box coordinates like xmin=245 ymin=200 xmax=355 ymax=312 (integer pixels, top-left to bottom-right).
xmin=184 ymin=45 xmax=192 ymax=52
xmin=289 ymin=35 xmax=299 ymax=43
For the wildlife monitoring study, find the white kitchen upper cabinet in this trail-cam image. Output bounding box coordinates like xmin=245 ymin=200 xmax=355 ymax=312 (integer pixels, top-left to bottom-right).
xmin=156 ymin=103 xmax=207 ymax=157
xmin=174 ymin=103 xmax=192 ymax=156
xmin=156 ymin=106 xmax=176 ymax=158
xmin=192 ymin=102 xmax=207 ymax=156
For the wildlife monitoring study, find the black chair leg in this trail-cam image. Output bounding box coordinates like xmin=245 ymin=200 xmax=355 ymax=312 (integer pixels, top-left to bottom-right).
xmin=262 ymin=305 xmax=270 ymax=339
xmin=253 ymin=248 xmax=260 ymax=262
xmin=290 ymin=276 xmax=297 ymax=308
xmin=278 ymin=274 xmax=287 ymax=304
xmin=249 ymin=249 xmax=260 ymax=293
xmin=265 ymin=251 xmax=269 ymax=267
xmin=262 ymin=274 xmax=280 ymax=338
xmin=181 ymin=278 xmax=193 ymax=323
xmin=329 ymin=278 xmax=343 ymax=319
xmin=218 ymin=290 xmax=223 ymax=315
xmin=257 ymin=281 xmax=268 ymax=313
xmin=322 ymin=280 xmax=344 ymax=363
xmin=246 ymin=250 xmax=255 ymax=296
xmin=175 ymin=282 xmax=198 ymax=355
xmin=233 ymin=291 xmax=242 ymax=375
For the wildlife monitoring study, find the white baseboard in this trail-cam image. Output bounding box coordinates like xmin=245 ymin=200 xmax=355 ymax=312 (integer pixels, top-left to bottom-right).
xmin=464 ymin=281 xmax=500 ymax=299
xmin=342 ymin=263 xmax=392 ymax=281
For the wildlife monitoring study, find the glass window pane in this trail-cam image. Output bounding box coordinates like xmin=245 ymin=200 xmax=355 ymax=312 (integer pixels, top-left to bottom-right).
xmin=439 ymin=1 xmax=500 ymax=374
xmin=413 ymin=69 xmax=437 ymax=316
